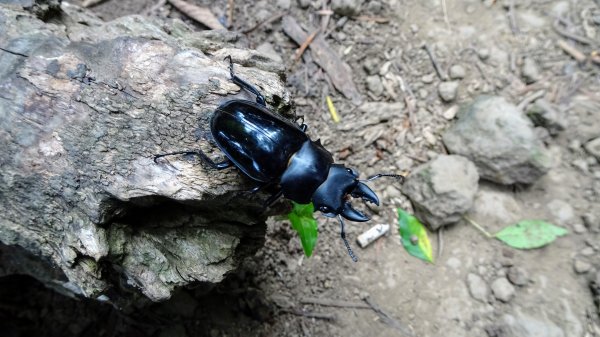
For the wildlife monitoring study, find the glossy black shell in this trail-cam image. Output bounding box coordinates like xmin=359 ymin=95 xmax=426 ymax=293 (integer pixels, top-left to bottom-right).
xmin=211 ymin=100 xmax=308 ymax=182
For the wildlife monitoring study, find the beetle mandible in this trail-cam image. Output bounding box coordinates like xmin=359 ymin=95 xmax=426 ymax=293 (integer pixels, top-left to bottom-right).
xmin=154 ymin=56 xmax=404 ymax=262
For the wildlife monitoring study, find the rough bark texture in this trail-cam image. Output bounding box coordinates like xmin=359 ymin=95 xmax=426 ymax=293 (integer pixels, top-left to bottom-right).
xmin=0 ymin=1 xmax=291 ymax=304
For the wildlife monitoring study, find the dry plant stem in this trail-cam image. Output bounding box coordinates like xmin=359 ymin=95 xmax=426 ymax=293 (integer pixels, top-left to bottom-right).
xmin=423 ymin=44 xmax=448 ymax=81
xmin=293 ymin=29 xmax=320 ymax=65
xmin=167 ymin=0 xmax=225 ymax=30
xmin=441 ymin=0 xmax=450 ymax=29
xmin=463 ymin=216 xmax=493 ymax=238
xmin=517 ymin=90 xmax=545 ymax=111
xmin=243 ymin=12 xmax=286 ymax=34
xmin=227 ymin=0 xmax=234 ymax=28
xmin=557 ymin=40 xmax=587 ymax=63
xmin=363 ymin=297 xmax=415 ymax=337
xmin=553 ymin=20 xmax=595 ymax=45
xmin=508 ymin=0 xmax=519 ymax=34
xmin=301 ymin=297 xmax=371 ymax=309
xmin=281 ymin=309 xmax=337 ymax=321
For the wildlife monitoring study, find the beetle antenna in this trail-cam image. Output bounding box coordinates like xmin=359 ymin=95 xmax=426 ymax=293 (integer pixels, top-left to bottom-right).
xmin=362 ymin=173 xmax=405 ymax=184
xmin=338 ymin=215 xmax=358 ymax=262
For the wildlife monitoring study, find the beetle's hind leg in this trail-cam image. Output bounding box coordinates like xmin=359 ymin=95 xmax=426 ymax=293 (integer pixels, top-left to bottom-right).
xmin=224 ymin=55 xmax=267 ymax=107
xmin=153 ymin=150 xmax=232 ymax=170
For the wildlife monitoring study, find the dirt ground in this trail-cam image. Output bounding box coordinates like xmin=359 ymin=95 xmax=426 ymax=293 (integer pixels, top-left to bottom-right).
xmin=2 ymin=0 xmax=600 ymax=336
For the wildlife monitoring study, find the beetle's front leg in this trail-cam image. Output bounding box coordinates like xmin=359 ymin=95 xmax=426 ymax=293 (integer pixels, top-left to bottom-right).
xmin=224 ymin=55 xmax=267 ymax=107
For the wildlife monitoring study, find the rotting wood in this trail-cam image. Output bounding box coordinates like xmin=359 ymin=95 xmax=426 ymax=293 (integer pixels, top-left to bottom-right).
xmin=0 ymin=2 xmax=290 ymax=306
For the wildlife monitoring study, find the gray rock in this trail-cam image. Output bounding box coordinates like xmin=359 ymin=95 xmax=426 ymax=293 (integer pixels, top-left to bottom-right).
xmin=276 ymin=0 xmax=291 ymax=9
xmin=526 ymin=99 xmax=566 ymax=136
xmin=584 ymin=137 xmax=600 ymax=160
xmin=402 ymin=155 xmax=479 ymax=230
xmin=478 ymin=48 xmax=490 ymax=60
xmin=449 ymin=64 xmax=466 ymax=80
xmin=583 ymin=212 xmax=600 ymax=233
xmin=256 ymin=42 xmax=283 ymax=63
xmin=573 ymin=259 xmax=592 ymax=274
xmin=467 ymin=273 xmax=489 ymax=302
xmin=507 ymin=266 xmax=529 ymax=286
xmin=521 ymin=57 xmax=542 ymax=84
xmin=468 ymin=184 xmax=522 ymax=227
xmin=442 ymin=96 xmax=553 ymax=185
xmin=573 ymin=223 xmax=587 ymax=234
xmin=438 ymin=81 xmax=459 ymax=102
xmin=491 ymin=277 xmax=515 ymax=302
xmin=501 ymin=313 xmax=565 ymax=337
xmin=366 ymin=75 xmax=384 ymax=96
xmin=331 ymin=0 xmax=362 ymax=16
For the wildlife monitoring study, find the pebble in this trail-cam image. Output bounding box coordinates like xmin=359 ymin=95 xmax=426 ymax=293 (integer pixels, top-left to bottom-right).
xmin=573 ymin=259 xmax=592 ymax=274
xmin=366 ymin=75 xmax=384 ymax=96
xmin=581 ymin=247 xmax=595 ymax=256
xmin=573 ymin=223 xmax=587 ymax=234
xmin=491 ymin=277 xmax=515 ymax=302
xmin=256 ymin=42 xmax=283 ymax=63
xmin=507 ymin=266 xmax=529 ymax=286
xmin=521 ymin=57 xmax=542 ymax=84
xmin=477 ymin=48 xmax=490 ymax=60
xmin=363 ymin=58 xmax=380 ymax=75
xmin=442 ymin=105 xmax=459 ymax=120
xmin=421 ymin=73 xmax=435 ymax=84
xmin=467 ymin=273 xmax=489 ymax=302
xmin=583 ymin=212 xmax=599 ymax=232
xmin=584 ymin=137 xmax=600 ymax=160
xmin=331 ymin=0 xmax=362 ymax=16
xmin=449 ymin=64 xmax=466 ymax=79
xmin=438 ymin=81 xmax=459 ymax=102
xmin=276 ymin=0 xmax=291 ymax=10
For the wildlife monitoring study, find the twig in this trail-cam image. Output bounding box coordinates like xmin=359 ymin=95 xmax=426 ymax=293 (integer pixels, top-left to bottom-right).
xmin=227 ymin=0 xmax=234 ymax=28
xmin=0 ymin=47 xmax=28 ymax=58
xmin=508 ymin=0 xmax=519 ymax=34
xmin=301 ymin=297 xmax=371 ymax=309
xmin=557 ymin=40 xmax=587 ymax=62
xmin=167 ymin=0 xmax=225 ymax=30
xmin=422 ymin=44 xmax=448 ymax=81
xmin=463 ymin=215 xmax=493 ymax=238
xmin=242 ymin=12 xmax=286 ymax=34
xmin=441 ymin=0 xmax=450 ymax=29
xmin=281 ymin=308 xmax=337 ymax=321
xmin=517 ymin=89 xmax=545 ymax=111
xmin=553 ymin=19 xmax=595 ymax=45
xmin=354 ymin=15 xmax=390 ymax=23
xmin=82 ymin=0 xmax=108 ymax=8
xmin=363 ymin=297 xmax=415 ymax=337
xmin=437 ymin=226 xmax=444 ymax=260
xmin=293 ymin=28 xmax=320 ymax=64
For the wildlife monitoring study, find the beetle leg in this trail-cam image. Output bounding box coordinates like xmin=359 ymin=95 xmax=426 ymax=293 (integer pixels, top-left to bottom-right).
xmin=338 ymin=215 xmax=358 ymax=262
xmin=363 ymin=173 xmax=405 ymax=184
xmin=262 ymin=188 xmax=283 ymax=210
xmin=224 ymin=55 xmax=267 ymax=107
xmin=153 ymin=150 xmax=232 ymax=170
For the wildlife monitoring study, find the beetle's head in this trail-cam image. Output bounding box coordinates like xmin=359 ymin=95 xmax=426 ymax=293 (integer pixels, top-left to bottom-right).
xmin=312 ymin=164 xmax=379 ymax=222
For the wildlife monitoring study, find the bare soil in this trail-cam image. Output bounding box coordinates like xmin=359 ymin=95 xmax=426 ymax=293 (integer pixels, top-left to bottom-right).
xmin=2 ymin=0 xmax=600 ymax=336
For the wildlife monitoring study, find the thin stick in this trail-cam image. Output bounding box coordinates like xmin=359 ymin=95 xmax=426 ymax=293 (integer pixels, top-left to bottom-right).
xmin=553 ymin=20 xmax=594 ymax=45
xmin=441 ymin=0 xmax=450 ymax=29
xmin=301 ymin=297 xmax=371 ymax=309
xmin=557 ymin=40 xmax=587 ymax=63
xmin=363 ymin=297 xmax=415 ymax=337
xmin=281 ymin=309 xmax=337 ymax=321
xmin=0 ymin=47 xmax=28 ymax=58
xmin=463 ymin=216 xmax=493 ymax=238
xmin=242 ymin=12 xmax=286 ymax=34
xmin=293 ymin=29 xmax=320 ymax=64
xmin=517 ymin=89 xmax=545 ymax=111
xmin=508 ymin=0 xmax=519 ymax=34
xmin=422 ymin=44 xmax=448 ymax=81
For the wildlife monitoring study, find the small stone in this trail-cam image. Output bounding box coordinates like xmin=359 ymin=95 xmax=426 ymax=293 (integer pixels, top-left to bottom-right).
xmin=584 ymin=137 xmax=600 ymax=160
xmin=256 ymin=42 xmax=283 ymax=63
xmin=442 ymin=105 xmax=459 ymax=120
xmin=467 ymin=273 xmax=489 ymax=302
xmin=507 ymin=266 xmax=529 ymax=286
xmin=573 ymin=259 xmax=591 ymax=274
xmin=438 ymin=81 xmax=459 ymax=102
xmin=421 ymin=73 xmax=435 ymax=84
xmin=363 ymin=58 xmax=379 ymax=75
xmin=491 ymin=277 xmax=515 ymax=302
xmin=521 ymin=57 xmax=542 ymax=84
xmin=582 ymin=212 xmax=600 ymax=232
xmin=276 ymin=0 xmax=291 ymax=10
xmin=331 ymin=0 xmax=362 ymax=16
xmin=478 ymin=48 xmax=490 ymax=60
xmin=366 ymin=75 xmax=384 ymax=96
xmin=573 ymin=223 xmax=587 ymax=234
xmin=581 ymin=247 xmax=595 ymax=256
xmin=449 ymin=64 xmax=466 ymax=79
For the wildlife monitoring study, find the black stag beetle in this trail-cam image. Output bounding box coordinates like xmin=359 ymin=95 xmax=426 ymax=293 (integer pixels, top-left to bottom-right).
xmin=154 ymin=56 xmax=404 ymax=262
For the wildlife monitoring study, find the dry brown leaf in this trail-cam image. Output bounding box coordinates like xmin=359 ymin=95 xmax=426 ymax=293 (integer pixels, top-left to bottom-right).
xmin=167 ymin=0 xmax=225 ymax=30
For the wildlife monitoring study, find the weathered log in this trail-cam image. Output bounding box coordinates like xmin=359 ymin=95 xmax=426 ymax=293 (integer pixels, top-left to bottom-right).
xmin=0 ymin=2 xmax=290 ymax=304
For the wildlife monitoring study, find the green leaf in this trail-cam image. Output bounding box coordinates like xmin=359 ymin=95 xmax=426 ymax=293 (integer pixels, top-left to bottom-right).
xmin=397 ymin=208 xmax=434 ymax=263
xmin=288 ymin=202 xmax=318 ymax=257
xmin=495 ymin=220 xmax=568 ymax=249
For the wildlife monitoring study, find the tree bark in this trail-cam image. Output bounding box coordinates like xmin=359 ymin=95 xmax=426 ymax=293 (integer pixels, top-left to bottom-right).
xmin=0 ymin=2 xmax=290 ymax=304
